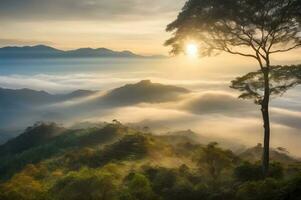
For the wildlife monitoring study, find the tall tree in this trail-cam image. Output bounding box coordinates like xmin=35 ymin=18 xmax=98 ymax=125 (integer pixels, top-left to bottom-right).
xmin=165 ymin=0 xmax=301 ymax=176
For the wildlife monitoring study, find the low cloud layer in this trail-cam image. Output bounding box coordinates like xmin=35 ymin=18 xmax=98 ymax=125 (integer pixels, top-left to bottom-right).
xmin=0 ymin=73 xmax=229 ymax=93
xmin=180 ymin=92 xmax=257 ymax=116
xmin=1 ymin=75 xmax=301 ymax=156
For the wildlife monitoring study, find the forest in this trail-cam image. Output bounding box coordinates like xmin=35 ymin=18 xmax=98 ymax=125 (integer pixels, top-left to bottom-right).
xmin=0 ymin=122 xmax=300 ymax=200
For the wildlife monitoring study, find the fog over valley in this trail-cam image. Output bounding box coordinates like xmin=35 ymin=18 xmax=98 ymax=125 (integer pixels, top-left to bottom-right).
xmin=1 ymin=57 xmax=301 ymax=157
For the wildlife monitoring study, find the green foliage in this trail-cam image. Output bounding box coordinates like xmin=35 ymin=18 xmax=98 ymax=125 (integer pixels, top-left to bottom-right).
xmin=78 ymin=124 xmax=126 ymax=147
xmin=99 ymin=134 xmax=148 ymax=162
xmin=0 ymin=124 xmax=300 ymax=200
xmin=279 ymin=174 xmax=301 ymax=200
xmin=144 ymin=167 xmax=177 ymax=194
xmin=49 ymin=168 xmax=118 ymax=200
xmin=237 ymin=178 xmax=282 ymax=200
xmin=234 ymin=162 xmax=284 ymax=182
xmin=194 ymin=142 xmax=239 ymax=179
xmin=143 ymin=166 xmax=186 ymax=200
xmin=143 ymin=166 xmax=208 ymax=200
xmin=234 ymin=162 xmax=263 ymax=182
xmin=231 ymin=65 xmax=301 ymax=104
xmin=0 ymin=167 xmax=45 ymax=200
xmin=0 ymin=123 xmax=126 ymax=179
xmin=120 ymin=173 xmax=157 ymax=200
xmin=236 ymin=174 xmax=301 ymax=200
xmin=0 ymin=122 xmax=65 ymax=157
xmin=63 ymin=133 xmax=148 ymax=170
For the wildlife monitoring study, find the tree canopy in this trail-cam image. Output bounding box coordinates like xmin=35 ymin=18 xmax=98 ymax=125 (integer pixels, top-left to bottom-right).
xmin=231 ymin=64 xmax=301 ymax=104
xmin=166 ymin=0 xmax=301 ymax=64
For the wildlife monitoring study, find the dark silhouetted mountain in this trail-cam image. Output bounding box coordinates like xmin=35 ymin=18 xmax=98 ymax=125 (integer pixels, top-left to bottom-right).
xmin=64 ymin=47 xmax=140 ymax=58
xmin=0 ymin=88 xmax=54 ymax=108
xmin=0 ymin=45 xmax=162 ymax=58
xmin=0 ymin=87 xmax=97 ymax=108
xmin=0 ymin=81 xmax=188 ymax=141
xmin=101 ymin=80 xmax=190 ymax=106
xmin=0 ymin=45 xmax=63 ymax=58
xmin=0 ymin=87 xmax=98 ymax=137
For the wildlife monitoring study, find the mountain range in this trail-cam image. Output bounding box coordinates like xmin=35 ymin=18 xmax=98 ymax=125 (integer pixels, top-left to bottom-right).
xmin=0 ymin=80 xmax=190 ymax=143
xmin=0 ymin=80 xmax=188 ymax=110
xmin=0 ymin=45 xmax=164 ymax=58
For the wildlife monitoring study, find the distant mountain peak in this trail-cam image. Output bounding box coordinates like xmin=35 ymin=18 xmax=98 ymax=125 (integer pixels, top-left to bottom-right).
xmin=96 ymin=47 xmax=112 ymax=51
xmin=137 ymin=80 xmax=152 ymax=85
xmin=32 ymin=44 xmax=55 ymax=48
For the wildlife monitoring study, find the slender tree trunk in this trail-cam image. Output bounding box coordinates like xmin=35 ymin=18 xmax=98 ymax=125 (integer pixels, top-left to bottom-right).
xmin=261 ymin=65 xmax=270 ymax=177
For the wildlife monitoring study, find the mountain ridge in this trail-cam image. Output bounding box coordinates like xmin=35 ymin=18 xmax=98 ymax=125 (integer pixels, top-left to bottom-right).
xmin=0 ymin=80 xmax=190 ymax=141
xmin=0 ymin=45 xmax=165 ymax=58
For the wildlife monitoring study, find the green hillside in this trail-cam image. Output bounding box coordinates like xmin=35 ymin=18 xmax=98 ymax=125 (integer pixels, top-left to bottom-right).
xmin=0 ymin=123 xmax=300 ymax=200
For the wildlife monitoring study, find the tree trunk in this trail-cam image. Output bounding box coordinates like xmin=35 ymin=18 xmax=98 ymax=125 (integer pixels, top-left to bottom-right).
xmin=261 ymin=67 xmax=270 ymax=177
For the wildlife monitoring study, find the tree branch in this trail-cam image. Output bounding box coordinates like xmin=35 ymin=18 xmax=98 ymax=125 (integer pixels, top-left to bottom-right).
xmin=223 ymin=47 xmax=258 ymax=59
xmin=270 ymin=43 xmax=301 ymax=53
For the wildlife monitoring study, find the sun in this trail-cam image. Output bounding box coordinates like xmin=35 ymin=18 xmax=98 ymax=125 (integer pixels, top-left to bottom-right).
xmin=185 ymin=43 xmax=199 ymax=57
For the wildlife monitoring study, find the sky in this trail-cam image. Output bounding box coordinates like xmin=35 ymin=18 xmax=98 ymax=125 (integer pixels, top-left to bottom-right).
xmin=0 ymin=0 xmax=186 ymax=55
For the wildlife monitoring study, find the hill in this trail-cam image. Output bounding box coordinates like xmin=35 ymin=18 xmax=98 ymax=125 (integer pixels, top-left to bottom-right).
xmin=0 ymin=123 xmax=128 ymax=179
xmin=0 ymin=81 xmax=190 ymax=140
xmin=0 ymin=122 xmax=65 ymax=157
xmin=100 ymin=80 xmax=190 ymax=106
xmin=0 ymin=87 xmax=97 ymax=108
xmin=0 ymin=80 xmax=188 ymax=109
xmin=0 ymin=123 xmax=300 ymax=200
xmin=0 ymin=45 xmax=163 ymax=58
xmin=0 ymin=87 xmax=98 ymax=133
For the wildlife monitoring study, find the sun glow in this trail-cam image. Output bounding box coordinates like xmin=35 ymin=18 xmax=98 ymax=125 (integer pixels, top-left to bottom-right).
xmin=185 ymin=43 xmax=199 ymax=58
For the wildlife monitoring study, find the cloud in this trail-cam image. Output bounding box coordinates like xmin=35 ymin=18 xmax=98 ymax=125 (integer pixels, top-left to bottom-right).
xmin=0 ymin=0 xmax=185 ymax=22
xmin=0 ymin=73 xmax=229 ymax=93
xmin=80 ymin=104 xmax=301 ymax=156
xmin=271 ymin=108 xmax=301 ymax=129
xmin=0 ymin=74 xmax=137 ymax=93
xmin=179 ymin=92 xmax=258 ymax=116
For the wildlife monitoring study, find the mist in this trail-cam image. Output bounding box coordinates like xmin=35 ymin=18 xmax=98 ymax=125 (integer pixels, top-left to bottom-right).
xmin=1 ymin=68 xmax=301 ymax=156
